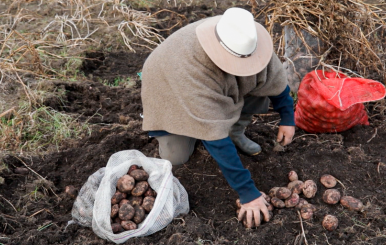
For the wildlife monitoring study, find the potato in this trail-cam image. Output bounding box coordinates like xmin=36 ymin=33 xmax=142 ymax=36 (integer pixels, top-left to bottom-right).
xmin=118 ymin=203 xmax=135 ymax=221
xmin=119 ymin=199 xmax=130 ymax=207
xmin=235 ymin=198 xmax=242 ymax=209
xmin=65 ymin=185 xmax=78 ymax=199
xmin=131 ymin=181 xmax=149 ymax=197
xmin=307 ymin=203 xmax=317 ymax=212
xmin=300 ymin=204 xmax=315 ymax=220
xmin=269 ymin=187 xmax=291 ymax=199
xmin=111 ymin=190 xmax=127 ymax=205
xmin=265 ymin=195 xmax=271 ymax=203
xmin=117 ymin=175 xmax=135 ymax=193
xmin=133 ymin=205 xmax=146 ymax=224
xmin=269 ymin=187 xmax=279 ymax=198
xmin=322 ymin=214 xmax=338 ymax=231
xmin=260 ymin=191 xmax=271 ymax=203
xmin=303 ymin=180 xmax=317 ymax=198
xmin=320 ymin=174 xmax=337 ymax=188
xmin=340 ymin=196 xmax=363 ymax=211
xmin=128 ymin=196 xmax=143 ymax=206
xmin=323 ymin=189 xmax=341 ymax=205
xmin=129 ymin=169 xmax=149 ymax=181
xmin=285 ymin=193 xmax=300 ymax=208
xmin=288 ymin=170 xmax=298 ymax=182
xmin=275 ymin=187 xmax=292 ymax=199
xmin=114 ymin=216 xmax=122 ymax=224
xmin=267 ymin=203 xmax=274 ymax=211
xmin=121 ymin=220 xmax=137 ymax=231
xmin=111 ymin=223 xmax=124 ymax=234
xmin=77 ymin=207 xmax=87 ymax=217
xmin=127 ymin=165 xmax=139 ymax=175
xmin=295 ymin=198 xmax=309 ymax=209
xmin=144 ymin=187 xmax=156 ymax=197
xmin=300 ymin=209 xmax=313 ymax=220
xmin=111 ymin=204 xmax=119 ymax=218
xmin=142 ymin=196 xmax=155 ymax=213
xmin=271 ymin=197 xmax=285 ymax=208
xmin=288 ymin=180 xmax=304 ymax=194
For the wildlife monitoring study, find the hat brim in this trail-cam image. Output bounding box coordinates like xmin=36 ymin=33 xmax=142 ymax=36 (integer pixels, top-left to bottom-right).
xmin=196 ymin=16 xmax=273 ymax=77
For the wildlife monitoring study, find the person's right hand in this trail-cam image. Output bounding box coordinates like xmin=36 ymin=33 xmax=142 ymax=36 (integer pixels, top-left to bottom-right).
xmin=238 ymin=195 xmax=270 ymax=228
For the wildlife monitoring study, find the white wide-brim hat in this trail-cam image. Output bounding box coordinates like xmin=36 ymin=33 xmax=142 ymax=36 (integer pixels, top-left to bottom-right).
xmin=196 ymin=7 xmax=273 ymax=77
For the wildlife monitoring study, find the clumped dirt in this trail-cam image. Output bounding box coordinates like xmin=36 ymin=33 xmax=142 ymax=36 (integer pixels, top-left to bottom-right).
xmin=1 ymin=3 xmax=386 ymax=245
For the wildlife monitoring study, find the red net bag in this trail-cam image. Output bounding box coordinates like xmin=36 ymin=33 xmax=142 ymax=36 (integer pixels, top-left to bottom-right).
xmin=295 ymin=70 xmax=386 ymax=133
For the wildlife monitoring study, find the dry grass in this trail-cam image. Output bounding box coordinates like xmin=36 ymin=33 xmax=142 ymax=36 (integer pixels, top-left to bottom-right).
xmin=257 ymin=0 xmax=386 ymax=82
xmin=0 ymin=0 xmax=185 ymax=153
xmin=0 ymin=0 xmax=184 ymax=80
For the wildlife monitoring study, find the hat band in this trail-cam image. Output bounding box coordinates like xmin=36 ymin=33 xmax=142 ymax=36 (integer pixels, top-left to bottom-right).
xmin=215 ymin=25 xmax=256 ymax=58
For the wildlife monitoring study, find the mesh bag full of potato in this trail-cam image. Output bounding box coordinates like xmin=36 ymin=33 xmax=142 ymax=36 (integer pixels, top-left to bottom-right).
xmin=71 ymin=150 xmax=189 ymax=244
xmin=295 ymin=70 xmax=386 ymax=133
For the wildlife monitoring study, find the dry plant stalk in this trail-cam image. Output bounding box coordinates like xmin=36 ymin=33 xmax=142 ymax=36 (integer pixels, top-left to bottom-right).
xmin=43 ymin=14 xmax=83 ymax=43
xmin=258 ymin=0 xmax=386 ymax=81
xmin=114 ymin=4 xmax=165 ymax=52
xmin=113 ymin=5 xmax=186 ymax=52
xmin=67 ymin=0 xmax=93 ymax=21
xmin=0 ymin=194 xmax=17 ymax=213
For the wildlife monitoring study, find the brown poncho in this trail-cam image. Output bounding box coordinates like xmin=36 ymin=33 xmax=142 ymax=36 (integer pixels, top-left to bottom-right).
xmin=141 ymin=18 xmax=288 ymax=141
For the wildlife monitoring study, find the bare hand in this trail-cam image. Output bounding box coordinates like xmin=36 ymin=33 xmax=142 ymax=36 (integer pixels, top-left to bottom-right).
xmin=277 ymin=125 xmax=295 ymax=146
xmin=238 ymin=196 xmax=269 ymax=228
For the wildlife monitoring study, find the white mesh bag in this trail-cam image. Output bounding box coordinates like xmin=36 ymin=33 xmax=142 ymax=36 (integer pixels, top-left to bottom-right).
xmin=71 ymin=150 xmax=189 ymax=244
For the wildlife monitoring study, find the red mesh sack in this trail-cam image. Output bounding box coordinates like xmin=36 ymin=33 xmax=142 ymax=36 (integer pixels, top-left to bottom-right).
xmin=295 ymin=70 xmax=386 ymax=133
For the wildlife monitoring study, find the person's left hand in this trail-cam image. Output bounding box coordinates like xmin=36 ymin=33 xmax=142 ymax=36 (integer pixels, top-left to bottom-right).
xmin=277 ymin=125 xmax=295 ymax=146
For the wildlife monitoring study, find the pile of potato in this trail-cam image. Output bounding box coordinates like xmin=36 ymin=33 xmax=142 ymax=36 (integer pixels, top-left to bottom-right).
xmin=319 ymin=174 xmax=363 ymax=231
xmin=236 ymin=171 xmax=364 ymax=231
xmin=265 ymin=171 xmax=318 ymax=221
xmin=320 ymin=174 xmax=363 ymax=210
xmin=110 ymin=165 xmax=157 ymax=234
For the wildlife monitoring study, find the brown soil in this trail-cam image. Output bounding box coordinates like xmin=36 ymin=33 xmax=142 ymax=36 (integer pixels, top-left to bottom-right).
xmin=1 ymin=2 xmax=386 ymax=245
